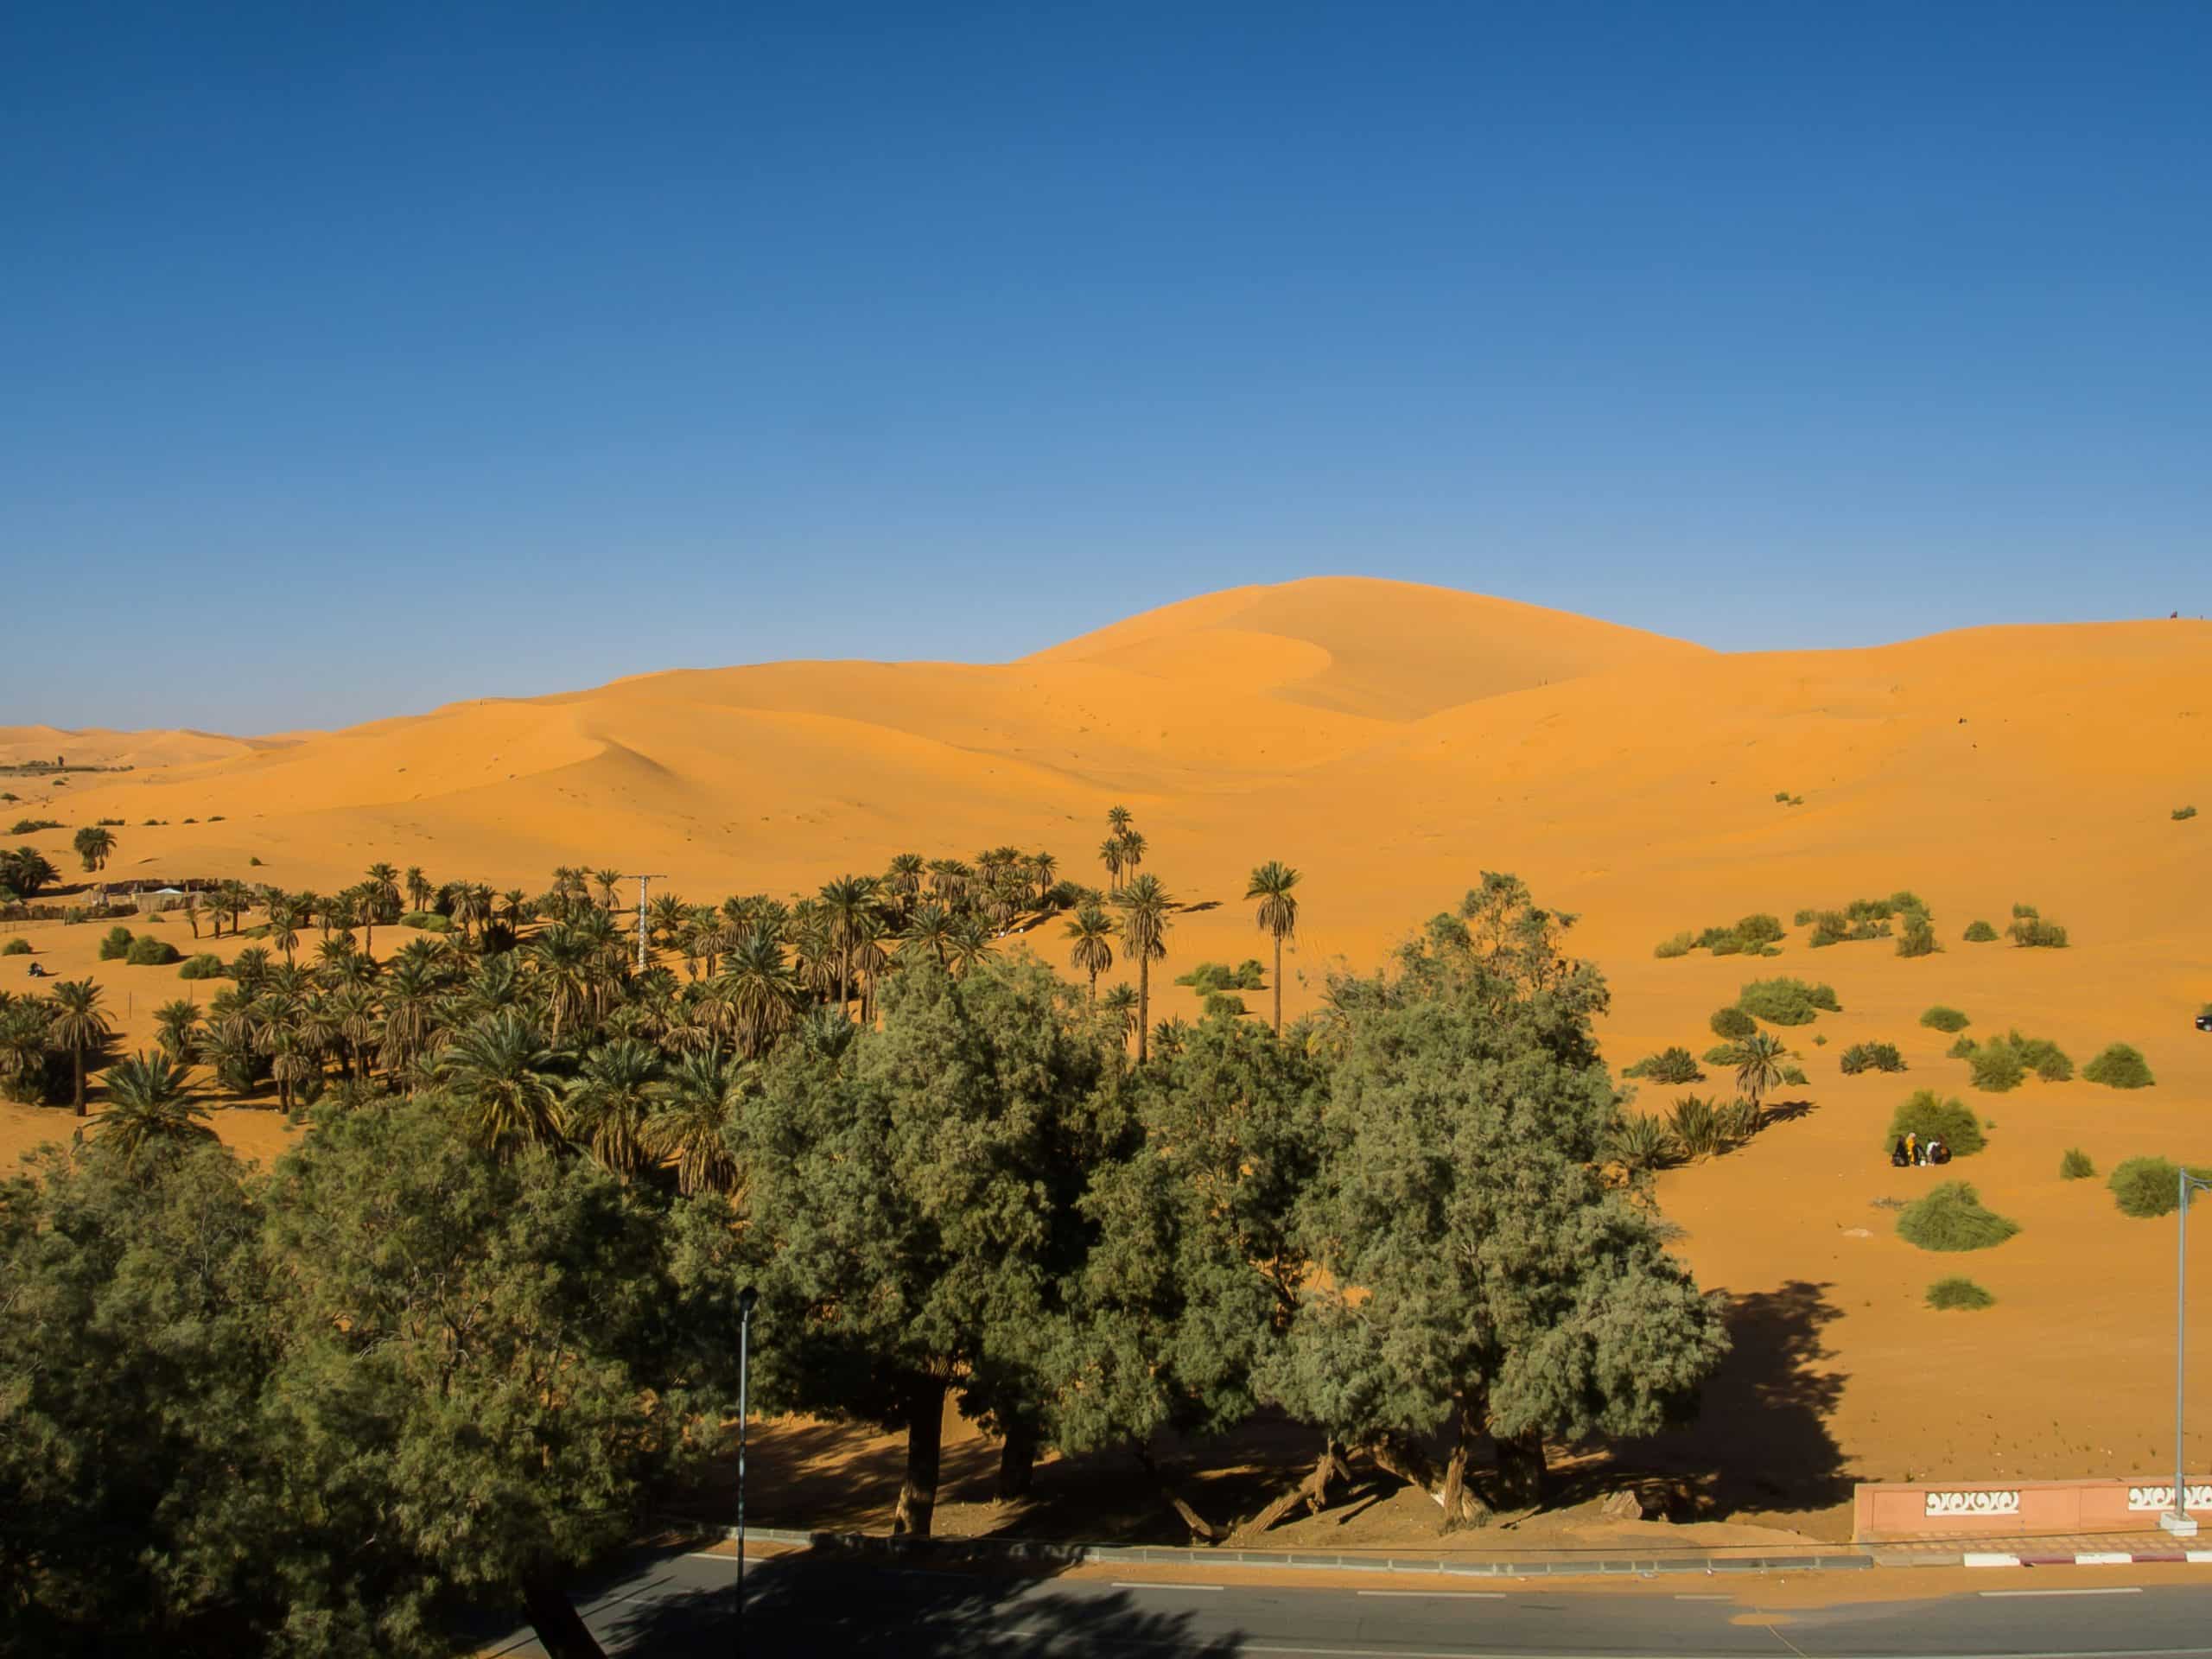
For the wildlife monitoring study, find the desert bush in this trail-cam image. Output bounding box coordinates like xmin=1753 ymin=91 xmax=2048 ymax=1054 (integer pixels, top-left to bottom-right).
xmin=1703 ymin=1041 xmax=1752 ymax=1067
xmin=1961 ymin=1030 xmax=2071 ymax=1090
xmin=1607 ymin=1113 xmax=1679 ymax=1174
xmin=0 ymin=939 xmax=27 ymax=957
xmin=124 ymin=936 xmax=181 ymax=967
xmin=1896 ymin=912 xmax=1941 ymax=958
xmin=1781 ymin=1065 xmax=1808 ymax=1086
xmin=1926 ymin=1277 xmax=1994 ymax=1311
xmin=1737 ymin=976 xmax=1840 ymax=1026
xmin=1653 ymin=931 xmax=1694 ymax=959
xmin=1967 ymin=1044 xmax=2025 ymax=1092
xmin=1947 ymin=1033 xmax=1979 ymax=1059
xmin=1811 ymin=1032 xmax=1827 ymax=1046
xmin=2177 ymin=805 xmax=2200 ymax=821
xmin=1896 ymin=1182 xmax=2019 ymax=1251
xmin=7 ymin=819 xmax=64 ymax=835
xmin=177 ymin=954 xmax=227 ymax=981
xmin=1734 ymin=913 xmax=1785 ymax=947
xmin=1709 ymin=1006 xmax=1758 ymax=1040
xmin=2060 ymin=1147 xmax=2095 ymax=1180
xmin=1962 ymin=919 xmax=1999 ymax=943
xmin=400 ymin=910 xmax=453 ymax=932
xmin=2012 ymin=902 xmax=2038 ymax=918
xmin=1920 ymin=1006 xmax=1970 ymax=1033
xmin=2109 ymin=1157 xmax=2212 ymax=1219
xmin=2008 ymin=917 xmax=2069 ymax=948
xmin=1709 ymin=936 xmax=1744 ymax=956
xmin=95 ymin=925 xmax=135 ymax=961
xmin=2083 ymin=1043 xmax=2155 ymax=1090
xmin=1624 ymin=1047 xmax=1703 ymax=1084
xmin=1667 ymin=1096 xmax=1728 ymax=1159
xmin=1201 ymin=992 xmax=1247 ymax=1019
xmin=1885 ymin=1091 xmax=1986 ymax=1156
xmin=1841 ymin=1041 xmax=1906 ymax=1076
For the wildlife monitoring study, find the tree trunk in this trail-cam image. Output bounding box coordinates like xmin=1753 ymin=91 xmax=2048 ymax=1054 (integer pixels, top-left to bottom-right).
xmin=1136 ymin=960 xmax=1149 ymax=1063
xmin=519 ymin=1560 xmax=607 ymax=1659
xmin=891 ymin=1382 xmax=947 ymax=1537
xmin=1243 ymin=1439 xmax=1350 ymax=1537
xmin=1493 ymin=1429 xmax=1549 ymax=1510
xmin=1136 ymin=1448 xmax=1224 ymax=1544
xmin=996 ymin=1415 xmax=1039 ymax=1501
xmin=1272 ymin=935 xmax=1283 ymax=1036
xmin=1438 ymin=1402 xmax=1491 ymax=1533
xmin=73 ymin=1048 xmax=85 ymax=1116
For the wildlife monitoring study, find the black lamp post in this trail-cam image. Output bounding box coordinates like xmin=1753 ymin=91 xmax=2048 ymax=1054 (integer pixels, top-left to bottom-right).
xmin=736 ymin=1284 xmax=758 ymax=1655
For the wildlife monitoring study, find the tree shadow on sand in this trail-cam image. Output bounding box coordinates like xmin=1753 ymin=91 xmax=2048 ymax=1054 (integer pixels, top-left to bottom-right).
xmin=597 ymin=1548 xmax=1243 ymax=1657
xmin=1582 ymin=1278 xmax=1849 ymax=1518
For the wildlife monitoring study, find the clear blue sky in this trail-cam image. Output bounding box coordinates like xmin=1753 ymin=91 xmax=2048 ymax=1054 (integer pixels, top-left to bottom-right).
xmin=5 ymin=2 xmax=2207 ymax=733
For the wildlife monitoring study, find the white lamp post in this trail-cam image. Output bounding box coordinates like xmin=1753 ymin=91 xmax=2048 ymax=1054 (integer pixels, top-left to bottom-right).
xmin=2163 ymin=1170 xmax=2212 ymax=1536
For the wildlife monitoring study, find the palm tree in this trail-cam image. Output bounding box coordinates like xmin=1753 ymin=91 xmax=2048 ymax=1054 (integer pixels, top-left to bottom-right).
xmin=1108 ymin=875 xmax=1173 ymax=1063
xmin=646 ymin=892 xmax=688 ymax=955
xmin=1244 ymin=861 xmax=1301 ymax=1037
xmin=645 ymin=1044 xmax=747 ymax=1196
xmin=330 ymin=983 xmax=380 ymax=1079
xmin=0 ymin=996 xmax=56 ymax=1103
xmin=499 ymin=888 xmax=532 ymax=936
xmin=1107 ymin=804 xmax=1133 ymax=839
xmin=901 ymin=903 xmax=955 ymax=968
xmin=376 ymin=954 xmax=444 ymax=1076
xmin=364 ymin=862 xmax=401 ymax=924
xmin=49 ymin=978 xmax=110 ymax=1117
xmin=97 ymin=1052 xmax=213 ymax=1162
xmin=1064 ymin=906 xmax=1115 ymax=1001
xmin=1098 ymin=837 xmax=1125 ymax=893
xmin=404 ymin=866 xmax=433 ymax=915
xmin=449 ymin=882 xmax=491 ymax=942
xmin=709 ymin=931 xmax=801 ymax=1058
xmin=817 ymin=875 xmax=879 ymax=1011
xmin=181 ymin=893 xmax=201 ymax=939
xmin=528 ymin=923 xmax=604 ymax=1047
xmin=593 ymin=868 xmax=625 ymax=913
xmin=1734 ymin=1031 xmax=1790 ymax=1117
xmin=73 ymin=825 xmax=116 ymax=873
xmin=945 ymin=915 xmax=995 ymax=979
xmin=1029 ymin=850 xmax=1058 ymax=904
xmin=153 ymin=999 xmax=202 ymax=1061
xmin=1099 ymin=983 xmax=1140 ymax=1049
xmin=1117 ymin=830 xmax=1147 ymax=883
xmin=886 ymin=853 xmax=926 ymax=918
xmin=269 ymin=901 xmax=301 ymax=967
xmin=435 ymin=1011 xmax=563 ymax=1156
xmin=564 ymin=1038 xmax=662 ymax=1181
xmin=927 ymin=859 xmax=971 ymax=906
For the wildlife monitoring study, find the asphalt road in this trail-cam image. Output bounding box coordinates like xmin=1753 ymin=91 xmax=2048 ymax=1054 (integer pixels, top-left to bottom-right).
xmin=479 ymin=1550 xmax=2212 ymax=1658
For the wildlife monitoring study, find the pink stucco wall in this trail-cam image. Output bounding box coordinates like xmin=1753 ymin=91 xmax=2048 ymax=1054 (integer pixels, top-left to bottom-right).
xmin=1855 ymin=1478 xmax=2212 ymax=1540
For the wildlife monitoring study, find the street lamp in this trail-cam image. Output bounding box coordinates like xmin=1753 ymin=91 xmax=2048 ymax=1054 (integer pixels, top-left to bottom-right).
xmin=2164 ymin=1173 xmax=2212 ymax=1536
xmin=735 ymin=1284 xmax=759 ymax=1651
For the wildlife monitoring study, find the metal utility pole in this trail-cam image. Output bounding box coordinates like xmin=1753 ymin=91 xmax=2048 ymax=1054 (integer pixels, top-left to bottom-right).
xmin=633 ymin=874 xmax=666 ymax=975
xmin=735 ymin=1284 xmax=758 ymax=1656
xmin=2164 ymin=1168 xmax=2212 ymax=1536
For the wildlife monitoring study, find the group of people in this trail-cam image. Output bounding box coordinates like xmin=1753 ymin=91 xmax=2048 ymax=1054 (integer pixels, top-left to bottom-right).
xmin=1891 ymin=1132 xmax=1951 ymax=1166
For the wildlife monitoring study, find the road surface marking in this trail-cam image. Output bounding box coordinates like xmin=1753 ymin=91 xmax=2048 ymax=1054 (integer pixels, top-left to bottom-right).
xmin=1674 ymin=1592 xmax=1734 ymax=1599
xmin=1356 ymin=1589 xmax=1507 ymax=1599
xmin=1980 ymin=1586 xmax=2144 ymax=1598
xmin=1111 ymin=1580 xmax=1225 ymax=1592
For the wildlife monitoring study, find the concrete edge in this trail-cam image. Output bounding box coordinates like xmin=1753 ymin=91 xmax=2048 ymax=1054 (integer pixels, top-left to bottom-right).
xmin=709 ymin=1527 xmax=1873 ymax=1580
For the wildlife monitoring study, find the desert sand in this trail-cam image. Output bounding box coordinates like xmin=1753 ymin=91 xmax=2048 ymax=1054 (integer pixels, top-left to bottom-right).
xmin=5 ymin=575 xmax=2210 ymax=1523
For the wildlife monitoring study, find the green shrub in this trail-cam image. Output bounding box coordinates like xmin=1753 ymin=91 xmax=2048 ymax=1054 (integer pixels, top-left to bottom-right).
xmin=247 ymin=855 xmax=264 ymax=867
xmin=2177 ymin=805 xmax=2199 ymax=821
xmin=1962 ymin=920 xmax=1999 ymax=943
xmin=2009 ymin=917 xmax=2069 ymax=948
xmin=1885 ymin=1090 xmax=1986 ymax=1156
xmin=124 ymin=936 xmax=181 ymax=966
xmin=2012 ymin=902 xmax=2038 ymax=918
xmin=2083 ymin=1043 xmax=2155 ymax=1090
xmin=1896 ymin=912 xmax=1942 ymax=958
xmin=1608 ymin=1113 xmax=1679 ymax=1173
xmin=178 ymin=954 xmax=228 ymax=981
xmin=1968 ymin=1044 xmax=2025 ymax=1092
xmin=1947 ymin=1033 xmax=1979 ymax=1060
xmin=1201 ymin=992 xmax=1247 ymax=1019
xmin=2109 ymin=1157 xmax=2212 ymax=1219
xmin=1667 ymin=1096 xmax=1727 ymax=1159
xmin=1811 ymin=1032 xmax=1827 ymax=1046
xmin=96 ymin=925 xmax=135 ymax=961
xmin=1715 ymin=1098 xmax=1763 ymax=1144
xmin=7 ymin=818 xmax=64 ymax=835
xmin=1703 ymin=1042 xmax=1752 ymax=1067
xmin=1926 ymin=1277 xmax=1994 ymax=1311
xmin=1781 ymin=1064 xmax=1808 ymax=1086
xmin=0 ymin=939 xmax=28 ymax=957
xmin=1792 ymin=907 xmax=1819 ymax=927
xmin=1920 ymin=1006 xmax=1971 ymax=1033
xmin=1896 ymin=1182 xmax=2019 ymax=1251
xmin=1737 ymin=976 xmax=1840 ymax=1026
xmin=1710 ymin=1006 xmax=1758 ymax=1040
xmin=1774 ymin=791 xmax=1793 ymax=803
xmin=2060 ymin=1147 xmax=2095 ymax=1180
xmin=1710 ymin=935 xmax=1744 ymax=957
xmin=1624 ymin=1047 xmax=1703 ymax=1084
xmin=1653 ymin=931 xmax=1694 ymax=959
xmin=1841 ymin=1041 xmax=1906 ymax=1076
xmin=400 ymin=910 xmax=453 ymax=932
xmin=1734 ymin=913 xmax=1785 ymax=947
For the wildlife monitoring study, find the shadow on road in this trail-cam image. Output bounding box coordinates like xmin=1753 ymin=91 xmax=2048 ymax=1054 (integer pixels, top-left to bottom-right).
xmin=597 ymin=1548 xmax=1243 ymax=1657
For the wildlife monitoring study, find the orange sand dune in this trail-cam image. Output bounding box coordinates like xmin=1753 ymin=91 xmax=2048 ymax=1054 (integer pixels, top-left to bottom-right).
xmin=7 ymin=576 xmax=2212 ymax=1510
xmin=0 ymin=725 xmax=307 ymax=771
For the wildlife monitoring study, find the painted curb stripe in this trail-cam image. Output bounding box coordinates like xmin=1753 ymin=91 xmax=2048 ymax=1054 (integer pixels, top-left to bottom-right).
xmin=2074 ymin=1553 xmax=2134 ymax=1566
xmin=1964 ymin=1554 xmax=2023 ymax=1567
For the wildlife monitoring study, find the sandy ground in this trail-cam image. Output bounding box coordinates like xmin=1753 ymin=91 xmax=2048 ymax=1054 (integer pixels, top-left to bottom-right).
xmin=6 ymin=575 xmax=2211 ymax=1539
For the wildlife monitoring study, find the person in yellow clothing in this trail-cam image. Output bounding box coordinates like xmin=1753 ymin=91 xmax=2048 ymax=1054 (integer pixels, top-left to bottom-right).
xmin=1905 ymin=1131 xmax=1919 ymax=1166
